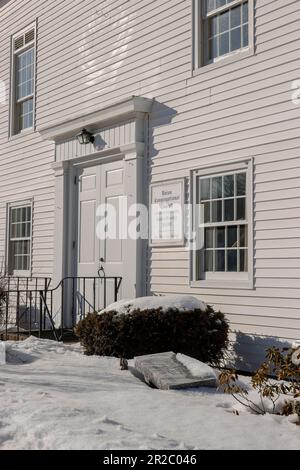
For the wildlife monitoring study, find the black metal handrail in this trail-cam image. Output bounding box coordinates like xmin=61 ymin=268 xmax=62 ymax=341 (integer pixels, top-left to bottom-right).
xmin=0 ymin=276 xmax=122 ymax=342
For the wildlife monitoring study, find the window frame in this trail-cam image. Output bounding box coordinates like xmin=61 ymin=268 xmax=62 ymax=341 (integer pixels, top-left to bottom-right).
xmin=190 ymin=158 xmax=254 ymax=290
xmin=192 ymin=0 xmax=254 ymax=71
xmin=6 ymin=199 xmax=33 ymax=276
xmin=10 ymin=22 xmax=37 ymax=137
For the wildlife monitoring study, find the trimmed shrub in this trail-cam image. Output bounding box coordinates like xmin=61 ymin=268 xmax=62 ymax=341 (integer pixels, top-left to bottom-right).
xmin=75 ymin=305 xmax=229 ymax=364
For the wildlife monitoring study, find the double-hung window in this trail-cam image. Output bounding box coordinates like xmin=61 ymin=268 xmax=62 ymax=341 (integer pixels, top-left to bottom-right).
xmin=8 ymin=203 xmax=32 ymax=274
xmin=11 ymin=25 xmax=36 ymax=135
xmin=194 ymin=0 xmax=252 ymax=67
xmin=193 ymin=161 xmax=253 ymax=288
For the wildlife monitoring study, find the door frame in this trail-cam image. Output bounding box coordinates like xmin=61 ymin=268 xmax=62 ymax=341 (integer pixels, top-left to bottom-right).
xmin=52 ymin=143 xmax=147 ymax=325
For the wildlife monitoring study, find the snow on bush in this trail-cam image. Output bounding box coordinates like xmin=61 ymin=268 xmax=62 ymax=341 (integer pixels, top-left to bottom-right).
xmin=101 ymin=295 xmax=207 ymax=316
xmin=76 ymin=296 xmax=228 ymax=364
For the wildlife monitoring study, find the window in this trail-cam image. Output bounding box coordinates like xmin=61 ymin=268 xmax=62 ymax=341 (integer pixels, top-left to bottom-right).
xmin=205 ymin=0 xmax=249 ymax=61
xmin=11 ymin=26 xmax=36 ymax=135
xmin=193 ymin=0 xmax=252 ymax=67
xmin=8 ymin=204 xmax=32 ymax=273
xmin=192 ymin=161 xmax=253 ymax=288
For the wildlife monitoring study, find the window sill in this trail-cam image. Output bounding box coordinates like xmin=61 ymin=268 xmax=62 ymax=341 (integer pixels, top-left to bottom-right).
xmin=191 ymin=47 xmax=255 ymax=79
xmin=9 ymin=128 xmax=35 ymax=142
xmin=190 ymin=278 xmax=254 ymax=290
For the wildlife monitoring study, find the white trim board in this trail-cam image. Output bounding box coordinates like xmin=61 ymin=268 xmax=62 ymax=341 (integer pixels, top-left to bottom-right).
xmin=38 ymin=96 xmax=154 ymax=142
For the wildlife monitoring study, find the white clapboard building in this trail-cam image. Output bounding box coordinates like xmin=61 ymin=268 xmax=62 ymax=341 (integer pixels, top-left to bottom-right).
xmin=0 ymin=0 xmax=300 ymax=369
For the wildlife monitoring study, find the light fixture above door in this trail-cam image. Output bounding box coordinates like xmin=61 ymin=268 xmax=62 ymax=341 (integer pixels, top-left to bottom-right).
xmin=76 ymin=128 xmax=95 ymax=145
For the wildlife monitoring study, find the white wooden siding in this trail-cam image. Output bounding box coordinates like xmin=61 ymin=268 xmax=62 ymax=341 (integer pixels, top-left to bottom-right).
xmin=0 ymin=0 xmax=300 ymax=368
xmin=55 ymin=120 xmax=135 ymax=162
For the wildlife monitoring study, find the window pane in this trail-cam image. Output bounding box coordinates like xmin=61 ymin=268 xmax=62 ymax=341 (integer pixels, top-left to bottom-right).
xmin=16 ymin=222 xmax=21 ymax=238
xmin=21 ymin=207 xmax=27 ymax=221
xmin=228 ymin=250 xmax=237 ymax=272
xmin=11 ymin=208 xmax=17 ymax=223
xmin=25 ymin=222 xmax=31 ymax=238
xmin=201 ymin=178 xmax=211 ymax=200
xmin=205 ymin=228 xmax=214 ymax=248
xmin=216 ymin=227 xmax=225 ymax=248
xmin=224 ymin=199 xmax=234 ymax=221
xmin=231 ymin=27 xmax=241 ymax=52
xmin=212 ymin=200 xmax=222 ymax=222
xmin=17 ymin=208 xmax=21 ymax=222
xmin=216 ymin=250 xmax=225 ymax=271
xmin=209 ymin=36 xmax=218 ymax=60
xmin=242 ymin=1 xmax=248 ymax=23
xmin=19 ymin=98 xmax=33 ymax=130
xmin=219 ymin=32 xmax=229 ymax=56
xmin=212 ymin=176 xmax=222 ymax=199
xmin=231 ymin=5 xmax=241 ymax=28
xmin=209 ymin=16 xmax=218 ymax=36
xmin=224 ymin=174 xmax=234 ymax=198
xmin=21 ymin=223 xmax=26 ymax=237
xmin=23 ymin=256 xmax=29 ymax=271
xmin=24 ymin=240 xmax=30 ymax=255
xmin=205 ymin=250 xmax=214 ymax=271
xmin=228 ymin=226 xmax=238 ymax=248
xmin=11 ymin=224 xmax=16 ymax=238
xmin=237 ymin=198 xmax=246 ymax=220
xmin=240 ymin=249 xmax=248 ymax=272
xmin=219 ymin=10 xmax=229 ymax=33
xmin=236 ymin=173 xmax=246 ymax=196
xmin=204 ymin=202 xmax=211 ymax=223
xmin=240 ymin=225 xmax=248 ymax=247
xmin=243 ymin=24 xmax=249 ymax=47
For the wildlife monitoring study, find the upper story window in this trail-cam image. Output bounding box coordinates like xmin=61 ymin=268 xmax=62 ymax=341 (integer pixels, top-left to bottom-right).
xmin=205 ymin=0 xmax=249 ymax=61
xmin=193 ymin=0 xmax=252 ymax=68
xmin=11 ymin=25 xmax=36 ymax=135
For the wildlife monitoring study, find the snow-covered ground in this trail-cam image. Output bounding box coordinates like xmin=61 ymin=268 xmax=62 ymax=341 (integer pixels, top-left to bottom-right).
xmin=0 ymin=337 xmax=298 ymax=450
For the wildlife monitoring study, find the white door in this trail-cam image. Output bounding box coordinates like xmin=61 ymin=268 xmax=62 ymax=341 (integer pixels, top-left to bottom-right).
xmin=76 ymin=160 xmax=124 ymax=317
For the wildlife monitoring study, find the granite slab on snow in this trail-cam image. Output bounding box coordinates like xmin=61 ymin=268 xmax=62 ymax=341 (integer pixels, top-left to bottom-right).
xmin=134 ymin=352 xmax=218 ymax=390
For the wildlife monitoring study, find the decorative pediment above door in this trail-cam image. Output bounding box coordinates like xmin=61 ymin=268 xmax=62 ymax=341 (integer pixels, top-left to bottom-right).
xmin=38 ymin=96 xmax=153 ymax=163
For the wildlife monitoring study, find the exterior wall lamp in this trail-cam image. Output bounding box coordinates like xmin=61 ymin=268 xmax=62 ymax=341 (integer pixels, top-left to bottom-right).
xmin=76 ymin=128 xmax=95 ymax=145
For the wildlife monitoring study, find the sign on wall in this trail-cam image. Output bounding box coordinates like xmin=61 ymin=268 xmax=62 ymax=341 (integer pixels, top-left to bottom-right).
xmin=150 ymin=179 xmax=185 ymax=246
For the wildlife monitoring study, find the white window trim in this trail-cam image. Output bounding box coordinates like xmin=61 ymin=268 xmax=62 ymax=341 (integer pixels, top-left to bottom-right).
xmin=192 ymin=0 xmax=254 ymax=72
xmin=189 ymin=158 xmax=254 ymax=290
xmin=9 ymin=21 xmax=37 ymax=138
xmin=6 ymin=199 xmax=33 ymax=277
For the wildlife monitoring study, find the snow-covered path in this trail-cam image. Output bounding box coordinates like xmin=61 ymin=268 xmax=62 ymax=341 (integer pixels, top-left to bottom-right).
xmin=0 ymin=337 xmax=298 ymax=450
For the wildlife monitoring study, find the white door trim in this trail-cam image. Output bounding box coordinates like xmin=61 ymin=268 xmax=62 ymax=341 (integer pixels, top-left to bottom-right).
xmin=52 ymin=142 xmax=147 ymax=324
